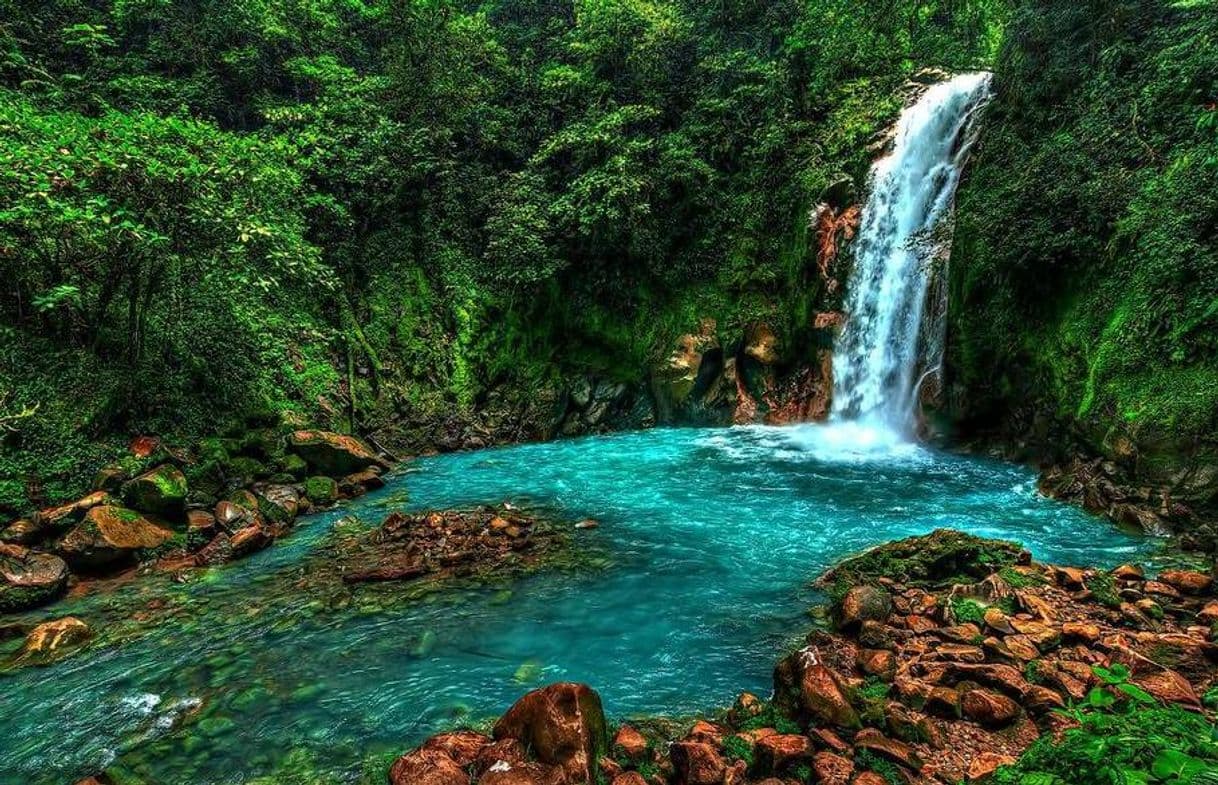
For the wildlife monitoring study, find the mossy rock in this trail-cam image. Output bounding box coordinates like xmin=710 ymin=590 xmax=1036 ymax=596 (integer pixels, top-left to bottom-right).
xmin=121 ymin=465 xmax=188 ymax=518
xmin=303 ymin=476 xmax=339 ymax=506
xmin=57 ymin=506 xmax=174 ymax=572
xmin=280 ymin=454 xmax=309 ymax=480
xmin=241 ymin=428 xmax=286 ymax=462
xmin=288 ymin=430 xmax=385 ymax=475
xmin=0 ymin=544 xmax=69 ymax=612
xmin=224 ymin=456 xmax=268 ymax=483
xmin=195 ymin=437 xmax=231 ymax=464
xmin=818 ymin=529 xmax=1029 ymax=589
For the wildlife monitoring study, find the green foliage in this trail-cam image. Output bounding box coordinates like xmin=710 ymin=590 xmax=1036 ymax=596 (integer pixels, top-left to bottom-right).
xmin=737 ymin=700 xmax=801 ymax=735
xmin=950 ymin=0 xmax=1218 ymax=448
xmin=721 ymin=734 xmax=754 ymax=767
xmin=950 ymin=597 xmax=987 ymax=625
xmin=0 ymin=0 xmax=1009 ymax=513
xmin=855 ymin=749 xmax=904 ymax=785
xmin=994 ymin=663 xmax=1218 ymax=785
xmin=1088 ymin=573 xmax=1123 ymax=609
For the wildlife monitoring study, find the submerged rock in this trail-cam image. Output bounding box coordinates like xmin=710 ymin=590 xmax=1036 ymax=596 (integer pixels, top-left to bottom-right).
xmin=15 ymin=616 xmax=90 ymax=664
xmin=0 ymin=543 xmax=69 ymax=612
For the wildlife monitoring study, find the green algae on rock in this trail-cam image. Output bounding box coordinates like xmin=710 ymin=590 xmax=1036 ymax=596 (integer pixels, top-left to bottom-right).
xmin=818 ymin=529 xmax=1029 ymax=589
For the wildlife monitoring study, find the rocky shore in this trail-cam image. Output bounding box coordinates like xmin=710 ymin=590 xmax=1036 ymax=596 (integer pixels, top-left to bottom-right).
xmin=387 ymin=530 xmax=1218 ymax=785
xmin=1 ymin=428 xmax=392 ymax=647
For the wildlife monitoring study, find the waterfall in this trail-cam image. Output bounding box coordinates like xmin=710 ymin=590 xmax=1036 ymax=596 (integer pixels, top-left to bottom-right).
xmin=831 ymin=72 xmax=992 ymax=437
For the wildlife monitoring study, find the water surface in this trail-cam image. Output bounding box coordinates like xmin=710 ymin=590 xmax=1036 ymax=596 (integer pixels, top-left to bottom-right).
xmin=0 ymin=425 xmax=1153 ymax=784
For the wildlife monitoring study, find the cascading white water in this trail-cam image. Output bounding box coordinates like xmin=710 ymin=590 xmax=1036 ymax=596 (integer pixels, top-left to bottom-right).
xmin=831 ymin=72 xmax=992 ymax=438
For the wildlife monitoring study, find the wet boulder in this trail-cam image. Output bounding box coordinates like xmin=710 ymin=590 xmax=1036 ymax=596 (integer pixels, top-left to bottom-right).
xmin=287 ymin=430 xmax=387 ymax=475
xmin=669 ymin=740 xmax=727 ymax=785
xmin=388 ymin=748 xmax=469 ymax=785
xmin=774 ymin=646 xmax=860 ymax=729
xmin=304 ymin=476 xmax=340 ymax=506
xmin=838 ymin=585 xmax=892 ymax=631
xmin=121 ymin=465 xmax=188 ymax=518
xmin=57 ymin=506 xmax=173 ymax=572
xmin=0 ymin=543 xmax=70 ymax=612
xmin=492 ymin=682 xmax=609 ymax=784
xmin=15 ymin=616 xmax=90 ymax=663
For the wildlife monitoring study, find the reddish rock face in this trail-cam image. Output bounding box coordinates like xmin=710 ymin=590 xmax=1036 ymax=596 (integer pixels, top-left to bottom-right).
xmin=839 ymin=585 xmax=893 ymax=631
xmin=288 ymin=429 xmax=387 ymax=475
xmin=812 ymin=750 xmax=855 ymax=785
xmin=968 ymin=752 xmax=1015 ymax=781
xmin=421 ymin=730 xmax=492 ymax=767
xmin=961 ymin=687 xmax=1020 ymax=727
xmin=612 ymin=725 xmax=648 ymax=760
xmin=0 ymin=542 xmax=69 ymax=612
xmin=669 ymin=741 xmax=726 ymax=785
xmin=480 ymin=761 xmax=565 ymax=785
xmin=775 ymin=646 xmax=860 ymax=729
xmin=388 ymin=747 xmax=469 ymax=785
xmin=1158 ymin=570 xmax=1213 ymax=595
xmin=858 ymin=648 xmax=897 ymax=681
xmin=57 ymin=506 xmax=173 ymax=571
xmin=611 ymin=773 xmax=648 ymax=785
xmin=753 ymin=733 xmax=812 ymax=775
xmin=853 ymin=728 xmax=923 ymax=771
xmin=854 ymin=773 xmax=889 ymax=785
xmin=492 ymin=683 xmax=609 ymax=784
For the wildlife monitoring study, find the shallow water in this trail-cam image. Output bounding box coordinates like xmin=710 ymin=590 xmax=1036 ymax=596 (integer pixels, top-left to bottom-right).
xmin=0 ymin=425 xmax=1154 ymax=784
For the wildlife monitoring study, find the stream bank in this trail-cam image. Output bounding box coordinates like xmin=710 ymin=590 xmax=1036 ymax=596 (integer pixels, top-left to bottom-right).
xmin=386 ymin=530 xmax=1218 ymax=785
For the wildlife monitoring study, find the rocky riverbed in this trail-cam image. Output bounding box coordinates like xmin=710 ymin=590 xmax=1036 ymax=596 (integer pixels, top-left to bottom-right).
xmin=385 ymin=530 xmax=1218 ymax=785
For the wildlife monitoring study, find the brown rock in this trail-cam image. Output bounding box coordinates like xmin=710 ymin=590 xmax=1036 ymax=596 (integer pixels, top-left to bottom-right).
xmin=732 ymin=691 xmax=765 ymax=721
xmin=753 ymin=734 xmax=812 ymax=775
xmin=1112 ymin=564 xmax=1144 ymax=581
xmin=1023 ymin=685 xmax=1067 ymax=715
xmin=968 ymin=752 xmax=1015 ymax=781
xmin=924 ymin=686 xmax=960 ymax=718
xmin=1062 ymin=622 xmax=1101 ymax=644
xmin=983 ymin=606 xmax=1015 ymax=635
xmin=480 ymin=761 xmax=565 ymax=785
xmin=57 ymin=506 xmax=173 ymax=571
xmin=840 ymin=585 xmax=893 ymax=631
xmin=611 ymin=774 xmax=648 ymax=785
xmin=811 ymin=727 xmax=850 ymax=753
xmin=228 ymin=524 xmax=273 ymax=558
xmin=936 ymin=643 xmax=986 ymax=663
xmin=1136 ymin=669 xmax=1200 ymax=707
xmin=493 ymin=683 xmax=609 ymax=784
xmin=854 ymin=773 xmax=888 ymax=785
xmin=612 ymin=725 xmax=648 ymax=760
xmin=687 ymin=720 xmax=725 ymax=744
xmin=0 ymin=542 xmax=70 ymax=612
xmin=472 ymin=738 xmax=528 ymax=777
xmin=906 ymin=614 xmax=939 ymax=634
xmin=858 ymin=649 xmax=897 ymax=681
xmin=1197 ymin=601 xmax=1218 ymax=626
xmin=421 ymin=730 xmax=492 ymax=767
xmin=669 ymin=741 xmax=726 ymax=785
xmin=813 ymin=751 xmax=855 ymax=785
xmin=961 ymin=688 xmax=1020 ymax=727
xmin=1159 ymin=570 xmax=1213 ymax=595
xmin=775 ymin=646 xmax=860 ymax=728
xmin=1002 ymin=635 xmax=1042 ymax=661
xmin=390 ymin=747 xmax=471 ymax=785
xmin=288 ymin=429 xmax=388 ymax=475
xmin=17 ymin=616 xmax=90 ymax=660
xmin=853 ymin=728 xmax=923 ymax=770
